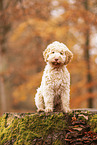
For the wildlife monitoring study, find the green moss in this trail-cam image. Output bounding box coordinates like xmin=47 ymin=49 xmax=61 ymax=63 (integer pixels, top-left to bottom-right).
xmin=0 ymin=112 xmax=68 ymax=145
xmin=1 ymin=111 xmax=97 ymax=144
xmin=89 ymin=114 xmax=97 ymax=133
xmin=53 ymin=139 xmax=62 ymax=145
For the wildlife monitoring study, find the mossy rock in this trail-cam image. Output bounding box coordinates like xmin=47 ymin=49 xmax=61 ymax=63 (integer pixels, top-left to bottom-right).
xmin=0 ymin=109 xmax=97 ymax=145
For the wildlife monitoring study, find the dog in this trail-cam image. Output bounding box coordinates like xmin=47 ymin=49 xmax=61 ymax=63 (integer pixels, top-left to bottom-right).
xmin=35 ymin=41 xmax=73 ymax=112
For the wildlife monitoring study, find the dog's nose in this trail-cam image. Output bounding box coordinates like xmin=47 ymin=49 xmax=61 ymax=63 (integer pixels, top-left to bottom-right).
xmin=55 ymin=58 xmax=58 ymax=61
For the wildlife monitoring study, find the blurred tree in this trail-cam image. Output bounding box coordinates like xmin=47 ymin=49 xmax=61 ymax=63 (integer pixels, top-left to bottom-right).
xmin=0 ymin=0 xmax=11 ymax=112
xmin=84 ymin=0 xmax=93 ymax=108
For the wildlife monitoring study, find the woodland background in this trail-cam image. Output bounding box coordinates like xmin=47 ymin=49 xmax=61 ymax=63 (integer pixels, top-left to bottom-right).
xmin=0 ymin=0 xmax=97 ymax=116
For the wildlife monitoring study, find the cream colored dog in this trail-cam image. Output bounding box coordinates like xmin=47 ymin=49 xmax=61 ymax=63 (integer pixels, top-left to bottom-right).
xmin=35 ymin=41 xmax=73 ymax=113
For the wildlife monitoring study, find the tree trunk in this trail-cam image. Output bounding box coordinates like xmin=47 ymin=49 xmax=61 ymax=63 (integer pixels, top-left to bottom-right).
xmin=0 ymin=0 xmax=7 ymax=113
xmin=0 ymin=110 xmax=97 ymax=144
xmin=84 ymin=0 xmax=93 ymax=108
xmin=0 ymin=76 xmax=6 ymax=112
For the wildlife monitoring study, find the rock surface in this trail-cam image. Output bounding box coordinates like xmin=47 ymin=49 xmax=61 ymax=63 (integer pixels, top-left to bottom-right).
xmin=0 ymin=109 xmax=97 ymax=145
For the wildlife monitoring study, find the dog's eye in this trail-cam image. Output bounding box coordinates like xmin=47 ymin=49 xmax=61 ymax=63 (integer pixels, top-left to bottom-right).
xmin=52 ymin=52 xmax=55 ymax=53
xmin=60 ymin=52 xmax=63 ymax=55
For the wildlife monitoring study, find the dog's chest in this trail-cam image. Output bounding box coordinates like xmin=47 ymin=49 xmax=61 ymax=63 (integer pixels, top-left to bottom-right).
xmin=50 ymin=69 xmax=64 ymax=88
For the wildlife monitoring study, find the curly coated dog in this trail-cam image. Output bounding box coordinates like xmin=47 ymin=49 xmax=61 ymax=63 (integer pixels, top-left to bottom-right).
xmin=35 ymin=41 xmax=73 ymax=113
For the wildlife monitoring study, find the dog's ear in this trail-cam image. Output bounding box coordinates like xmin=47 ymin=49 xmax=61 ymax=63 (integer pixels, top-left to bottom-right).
xmin=43 ymin=47 xmax=50 ymax=62
xmin=64 ymin=50 xmax=73 ymax=65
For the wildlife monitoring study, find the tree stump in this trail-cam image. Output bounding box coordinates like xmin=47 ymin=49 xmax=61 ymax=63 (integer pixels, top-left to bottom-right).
xmin=0 ymin=109 xmax=97 ymax=145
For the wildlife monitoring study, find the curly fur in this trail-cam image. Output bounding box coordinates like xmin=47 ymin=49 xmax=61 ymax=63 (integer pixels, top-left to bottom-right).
xmin=35 ymin=41 xmax=73 ymax=113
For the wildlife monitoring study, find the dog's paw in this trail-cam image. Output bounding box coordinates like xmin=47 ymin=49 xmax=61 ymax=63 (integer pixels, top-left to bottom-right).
xmin=37 ymin=108 xmax=45 ymax=113
xmin=63 ymin=108 xmax=71 ymax=113
xmin=45 ymin=107 xmax=53 ymax=112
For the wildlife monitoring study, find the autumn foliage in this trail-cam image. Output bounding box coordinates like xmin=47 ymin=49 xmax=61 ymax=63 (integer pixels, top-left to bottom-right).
xmin=0 ymin=0 xmax=97 ymax=114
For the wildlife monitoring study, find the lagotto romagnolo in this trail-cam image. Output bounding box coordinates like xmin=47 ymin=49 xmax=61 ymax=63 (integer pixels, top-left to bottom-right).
xmin=35 ymin=41 xmax=73 ymax=113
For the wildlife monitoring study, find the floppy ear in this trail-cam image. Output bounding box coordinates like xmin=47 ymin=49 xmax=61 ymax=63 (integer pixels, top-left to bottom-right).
xmin=64 ymin=50 xmax=73 ymax=65
xmin=43 ymin=47 xmax=50 ymax=62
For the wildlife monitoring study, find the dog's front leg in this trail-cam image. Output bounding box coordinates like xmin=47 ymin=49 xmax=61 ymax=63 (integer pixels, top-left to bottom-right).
xmin=61 ymin=89 xmax=71 ymax=113
xmin=43 ymin=88 xmax=54 ymax=112
xmin=35 ymin=88 xmax=45 ymax=112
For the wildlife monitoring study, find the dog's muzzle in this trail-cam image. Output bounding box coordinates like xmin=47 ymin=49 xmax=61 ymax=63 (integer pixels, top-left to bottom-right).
xmin=52 ymin=62 xmax=61 ymax=65
xmin=52 ymin=59 xmax=61 ymax=66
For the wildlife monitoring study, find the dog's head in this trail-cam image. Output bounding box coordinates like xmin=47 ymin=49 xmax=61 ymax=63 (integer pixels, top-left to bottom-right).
xmin=43 ymin=41 xmax=73 ymax=67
